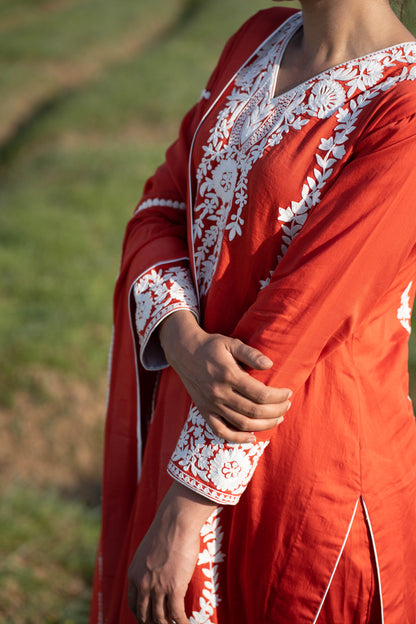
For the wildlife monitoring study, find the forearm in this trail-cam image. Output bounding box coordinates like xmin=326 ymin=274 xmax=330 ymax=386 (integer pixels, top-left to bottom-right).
xmin=159 ymin=480 xmax=218 ymax=529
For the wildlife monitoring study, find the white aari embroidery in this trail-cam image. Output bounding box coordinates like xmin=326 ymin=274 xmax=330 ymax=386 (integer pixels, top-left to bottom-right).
xmin=134 ymin=198 xmax=186 ymax=215
xmin=169 ymin=16 xmax=416 ymax=508
xmin=189 ymin=508 xmax=225 ymax=624
xmin=168 ymin=405 xmax=269 ymax=504
xmin=134 ymin=264 xmax=198 ymax=351
xmin=192 ymin=11 xmax=416 ymax=295
xmin=397 ymin=281 xmax=413 ymax=333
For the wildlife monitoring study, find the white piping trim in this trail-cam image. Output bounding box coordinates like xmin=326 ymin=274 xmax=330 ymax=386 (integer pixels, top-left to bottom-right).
xmin=128 ymin=256 xmax=190 ymax=481
xmin=128 ymin=278 xmax=144 ymax=482
xmin=186 ymin=11 xmax=302 ymax=302
xmin=361 ymin=496 xmax=384 ymax=623
xmin=133 ymin=256 xmax=190 ymax=285
xmin=134 ymin=198 xmax=186 ymax=215
xmin=312 ymin=497 xmax=360 ymax=624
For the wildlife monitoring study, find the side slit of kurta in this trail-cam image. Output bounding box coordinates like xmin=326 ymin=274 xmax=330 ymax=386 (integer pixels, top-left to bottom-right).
xmin=361 ymin=497 xmax=384 ymax=624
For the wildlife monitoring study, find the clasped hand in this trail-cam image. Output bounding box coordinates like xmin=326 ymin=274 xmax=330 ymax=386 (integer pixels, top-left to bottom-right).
xmin=159 ymin=310 xmax=292 ymax=443
xmin=128 ymin=311 xmax=292 ymax=623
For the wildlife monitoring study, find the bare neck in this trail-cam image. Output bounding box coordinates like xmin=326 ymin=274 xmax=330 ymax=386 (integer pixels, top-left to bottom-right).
xmin=273 ymin=0 xmax=415 ymax=97
xmin=298 ymin=0 xmax=415 ymax=67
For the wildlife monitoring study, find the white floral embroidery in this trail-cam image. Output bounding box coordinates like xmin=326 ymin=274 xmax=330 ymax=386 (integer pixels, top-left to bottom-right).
xmin=134 ymin=264 xmax=198 ymax=349
xmin=193 ymin=14 xmax=308 ymax=295
xmin=346 ymin=59 xmax=384 ymax=96
xmin=189 ymin=508 xmax=225 ymax=624
xmin=397 ymin=281 xmax=413 ymax=333
xmin=308 ymin=79 xmax=345 ymax=118
xmin=134 ymin=198 xmax=186 ymax=215
xmin=264 ymin=58 xmax=412 ymax=283
xmin=192 ymin=10 xmax=416 ymax=296
xmin=168 ymin=405 xmax=269 ymax=504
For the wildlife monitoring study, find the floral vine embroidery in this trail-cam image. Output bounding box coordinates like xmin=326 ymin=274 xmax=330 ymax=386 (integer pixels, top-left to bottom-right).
xmin=191 ymin=12 xmax=416 ymax=296
xmin=168 ymin=405 xmax=269 ymax=504
xmin=133 ymin=264 xmax=198 ymax=350
xmin=260 ymin=53 xmax=416 ymax=289
xmin=189 ymin=507 xmax=225 ymax=624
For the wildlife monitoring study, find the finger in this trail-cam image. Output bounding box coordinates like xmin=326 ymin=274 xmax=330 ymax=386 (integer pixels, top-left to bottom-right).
xmin=167 ymin=592 xmax=189 ymax=624
xmin=221 ymin=390 xmax=291 ymax=423
xmin=205 ymin=413 xmax=285 ymax=443
xmin=138 ymin=593 xmax=150 ymax=624
xmin=230 ymin=370 xmax=292 ymax=405
xmin=151 ymin=589 xmax=169 ymax=624
xmin=230 ymin=339 xmax=274 ymax=370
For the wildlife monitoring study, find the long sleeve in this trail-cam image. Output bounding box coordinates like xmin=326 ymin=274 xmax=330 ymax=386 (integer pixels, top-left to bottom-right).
xmin=123 ymin=11 xmax=283 ymax=370
xmin=168 ymin=102 xmax=416 ymax=503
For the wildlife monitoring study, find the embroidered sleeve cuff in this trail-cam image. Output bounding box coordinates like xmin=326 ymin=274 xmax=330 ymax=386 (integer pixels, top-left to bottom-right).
xmin=167 ymin=404 xmax=270 ymax=505
xmin=133 ymin=262 xmax=199 ymax=370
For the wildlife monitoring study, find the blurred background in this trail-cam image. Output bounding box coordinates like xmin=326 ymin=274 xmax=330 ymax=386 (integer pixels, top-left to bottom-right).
xmin=0 ymin=0 xmax=415 ymax=622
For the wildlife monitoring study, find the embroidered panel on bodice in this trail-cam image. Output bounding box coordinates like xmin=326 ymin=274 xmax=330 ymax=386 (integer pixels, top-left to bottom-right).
xmin=192 ymin=11 xmax=416 ymax=296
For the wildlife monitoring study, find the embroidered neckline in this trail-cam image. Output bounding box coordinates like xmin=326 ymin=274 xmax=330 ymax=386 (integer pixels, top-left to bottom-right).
xmin=271 ymin=11 xmax=416 ymax=102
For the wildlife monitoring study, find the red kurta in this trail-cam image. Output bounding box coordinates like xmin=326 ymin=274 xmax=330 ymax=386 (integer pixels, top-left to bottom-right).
xmin=91 ymin=8 xmax=416 ymax=623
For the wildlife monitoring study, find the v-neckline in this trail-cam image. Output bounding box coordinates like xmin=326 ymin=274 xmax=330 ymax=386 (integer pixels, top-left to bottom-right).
xmin=270 ymin=11 xmax=416 ymax=102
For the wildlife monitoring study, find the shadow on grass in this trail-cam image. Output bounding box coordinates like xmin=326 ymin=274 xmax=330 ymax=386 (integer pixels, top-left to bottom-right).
xmin=0 ymin=0 xmax=206 ymax=171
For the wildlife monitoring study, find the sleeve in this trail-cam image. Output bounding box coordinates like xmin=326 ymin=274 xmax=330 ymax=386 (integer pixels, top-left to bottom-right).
xmin=121 ymin=16 xmax=259 ymax=370
xmin=168 ymin=105 xmax=416 ymax=503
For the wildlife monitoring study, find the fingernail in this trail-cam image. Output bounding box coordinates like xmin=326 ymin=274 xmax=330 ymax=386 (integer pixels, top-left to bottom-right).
xmin=286 ymin=401 xmax=291 ymax=411
xmin=246 ymin=435 xmax=256 ymax=444
xmin=259 ymin=356 xmax=273 ymax=367
xmin=277 ymin=416 xmax=285 ymax=425
xmin=287 ymin=390 xmax=293 ymax=399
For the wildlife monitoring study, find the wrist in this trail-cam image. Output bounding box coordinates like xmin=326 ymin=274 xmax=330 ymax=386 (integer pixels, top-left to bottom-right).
xmin=159 ymin=481 xmax=217 ymax=532
xmin=159 ymin=310 xmax=204 ymax=361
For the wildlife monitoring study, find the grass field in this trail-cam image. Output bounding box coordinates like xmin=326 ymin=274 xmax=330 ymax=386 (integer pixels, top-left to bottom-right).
xmin=1 ymin=0 xmax=415 ymax=622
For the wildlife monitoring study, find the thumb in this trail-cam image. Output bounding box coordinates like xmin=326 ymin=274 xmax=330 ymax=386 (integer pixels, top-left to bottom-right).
xmin=230 ymin=339 xmax=273 ymax=370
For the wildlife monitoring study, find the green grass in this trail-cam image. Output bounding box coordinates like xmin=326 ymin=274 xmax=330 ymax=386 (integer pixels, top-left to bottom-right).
xmin=0 ymin=485 xmax=100 ymax=624
xmin=0 ymin=0 xmax=280 ymax=405
xmin=0 ymin=2 xmax=282 ymax=621
xmin=1 ymin=1 xmax=415 ymax=622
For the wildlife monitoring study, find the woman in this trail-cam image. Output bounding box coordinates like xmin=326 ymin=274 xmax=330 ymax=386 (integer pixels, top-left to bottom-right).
xmin=91 ymin=0 xmax=416 ymax=622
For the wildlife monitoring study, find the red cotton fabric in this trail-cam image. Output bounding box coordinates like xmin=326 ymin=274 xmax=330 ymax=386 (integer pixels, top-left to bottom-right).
xmin=90 ymin=8 xmax=416 ymax=624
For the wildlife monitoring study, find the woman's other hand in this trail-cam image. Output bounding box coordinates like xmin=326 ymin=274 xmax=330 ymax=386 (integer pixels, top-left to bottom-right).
xmin=128 ymin=482 xmax=217 ymax=624
xmin=158 ymin=311 xmax=292 ymax=443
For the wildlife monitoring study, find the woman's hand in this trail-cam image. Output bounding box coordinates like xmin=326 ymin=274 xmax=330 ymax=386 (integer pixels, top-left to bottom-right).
xmin=128 ymin=482 xmax=217 ymax=624
xmin=158 ymin=311 xmax=292 ymax=443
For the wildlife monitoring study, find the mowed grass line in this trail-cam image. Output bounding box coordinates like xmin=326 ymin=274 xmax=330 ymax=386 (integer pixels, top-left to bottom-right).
xmin=1 ymin=1 xmax=415 ymax=623
xmin=0 ymin=0 xmax=278 ymax=405
xmin=0 ymin=0 xmax=184 ymax=145
xmin=0 ymin=2 xmax=278 ymax=622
